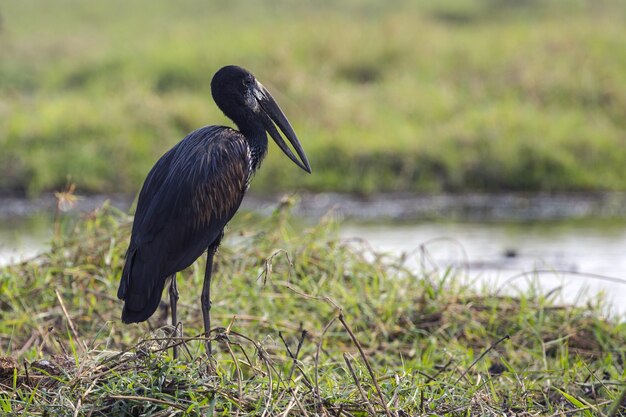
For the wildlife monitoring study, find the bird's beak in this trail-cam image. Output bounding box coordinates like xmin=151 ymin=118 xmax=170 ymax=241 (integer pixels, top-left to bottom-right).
xmin=255 ymin=81 xmax=311 ymax=173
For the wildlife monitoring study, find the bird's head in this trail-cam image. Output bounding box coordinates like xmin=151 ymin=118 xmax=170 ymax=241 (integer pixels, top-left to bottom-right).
xmin=211 ymin=65 xmax=311 ymax=173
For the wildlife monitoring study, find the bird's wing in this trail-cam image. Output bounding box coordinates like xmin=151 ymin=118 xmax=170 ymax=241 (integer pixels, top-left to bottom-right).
xmin=118 ymin=126 xmax=250 ymax=322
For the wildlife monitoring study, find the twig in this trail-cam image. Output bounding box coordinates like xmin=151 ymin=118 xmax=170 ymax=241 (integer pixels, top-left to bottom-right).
xmin=107 ymin=395 xmax=186 ymax=411
xmin=258 ymin=249 xmax=293 ymax=284
xmin=607 ymin=380 xmax=626 ymax=417
xmin=73 ymin=397 xmax=81 ymax=417
xmin=279 ymin=395 xmax=297 ymax=417
xmin=225 ymin=315 xmax=237 ymax=334
xmin=343 ymin=353 xmax=377 ymax=416
xmin=430 ymin=358 xmax=453 ymax=382
xmin=55 ymin=290 xmax=87 ymax=353
xmin=257 ymin=342 xmax=275 ymax=417
xmin=338 ymin=313 xmax=391 ymax=417
xmin=278 ymin=280 xmax=342 ymax=310
xmin=290 ymin=387 xmax=310 ymax=417
xmin=221 ymin=335 xmax=243 ymax=402
xmin=280 ymin=330 xmax=308 ymax=382
xmin=23 ymin=360 xmax=30 ymax=386
xmin=315 ymin=316 xmax=338 ymax=414
xmin=455 ymin=335 xmax=510 ymax=385
xmin=233 ymin=342 xmax=262 ymax=375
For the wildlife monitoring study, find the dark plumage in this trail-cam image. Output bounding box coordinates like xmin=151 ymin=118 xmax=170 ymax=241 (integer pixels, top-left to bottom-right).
xmin=117 ymin=126 xmax=249 ymax=322
xmin=117 ymin=65 xmax=311 ymax=357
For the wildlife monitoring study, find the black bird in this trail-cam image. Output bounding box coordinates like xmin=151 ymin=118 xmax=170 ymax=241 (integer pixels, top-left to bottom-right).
xmin=117 ymin=65 xmax=311 ymax=357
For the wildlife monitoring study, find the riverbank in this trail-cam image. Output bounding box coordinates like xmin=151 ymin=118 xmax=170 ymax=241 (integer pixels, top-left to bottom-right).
xmin=4 ymin=193 xmax=626 ymax=310
xmin=246 ymin=191 xmax=626 ymax=222
xmin=3 ymin=192 xmax=626 ymax=304
xmin=2 ymin=191 xmax=626 ymax=222
xmin=1 ymin=205 xmax=625 ymax=415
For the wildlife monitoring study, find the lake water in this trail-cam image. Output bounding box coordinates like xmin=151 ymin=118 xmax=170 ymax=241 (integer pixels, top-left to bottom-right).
xmin=1 ymin=196 xmax=625 ymax=317
xmin=340 ymin=220 xmax=626 ymax=316
xmin=0 ymin=213 xmax=52 ymax=266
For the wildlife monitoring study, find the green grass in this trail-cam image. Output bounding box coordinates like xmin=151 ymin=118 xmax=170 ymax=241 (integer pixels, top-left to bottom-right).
xmin=0 ymin=202 xmax=625 ymax=415
xmin=1 ymin=0 xmax=626 ymax=196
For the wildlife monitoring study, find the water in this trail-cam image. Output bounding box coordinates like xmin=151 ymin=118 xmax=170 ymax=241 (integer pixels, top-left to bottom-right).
xmin=2 ymin=202 xmax=625 ymax=316
xmin=340 ymin=220 xmax=626 ymax=316
xmin=0 ymin=194 xmax=131 ymax=265
xmin=0 ymin=213 xmax=52 ymax=266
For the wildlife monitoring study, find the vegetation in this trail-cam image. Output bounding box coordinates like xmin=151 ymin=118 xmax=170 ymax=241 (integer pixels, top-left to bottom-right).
xmin=1 ymin=0 xmax=626 ymax=196
xmin=1 ymin=202 xmax=625 ymax=415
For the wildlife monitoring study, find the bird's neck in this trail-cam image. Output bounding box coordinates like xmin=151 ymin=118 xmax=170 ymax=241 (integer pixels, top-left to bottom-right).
xmin=240 ymin=125 xmax=268 ymax=173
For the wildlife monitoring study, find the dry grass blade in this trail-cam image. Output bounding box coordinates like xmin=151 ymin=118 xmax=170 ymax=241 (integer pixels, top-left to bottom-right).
xmin=221 ymin=335 xmax=244 ymax=402
xmin=55 ymin=289 xmax=87 ymax=354
xmin=455 ymin=334 xmax=511 ymax=384
xmin=314 ymin=315 xmax=338 ymax=413
xmin=338 ymin=313 xmax=391 ymax=417
xmin=280 ymin=330 xmax=307 ymax=383
xmin=344 ymin=353 xmax=377 ymax=416
xmin=607 ymin=382 xmax=626 ymax=417
xmin=107 ymin=394 xmax=187 ymax=411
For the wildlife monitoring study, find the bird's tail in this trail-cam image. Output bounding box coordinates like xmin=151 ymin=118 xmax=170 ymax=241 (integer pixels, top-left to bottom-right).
xmin=118 ymin=248 xmax=167 ymax=324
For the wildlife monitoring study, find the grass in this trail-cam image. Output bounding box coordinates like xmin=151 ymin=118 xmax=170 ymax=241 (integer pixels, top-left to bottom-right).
xmin=1 ymin=0 xmax=626 ymax=196
xmin=0 ymin=201 xmax=625 ymax=415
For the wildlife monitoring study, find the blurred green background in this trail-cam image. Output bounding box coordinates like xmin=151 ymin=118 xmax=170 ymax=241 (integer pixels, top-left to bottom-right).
xmin=1 ymin=0 xmax=625 ymax=197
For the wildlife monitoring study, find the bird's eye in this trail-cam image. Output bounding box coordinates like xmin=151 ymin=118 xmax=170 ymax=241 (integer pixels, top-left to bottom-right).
xmin=243 ymin=76 xmax=255 ymax=87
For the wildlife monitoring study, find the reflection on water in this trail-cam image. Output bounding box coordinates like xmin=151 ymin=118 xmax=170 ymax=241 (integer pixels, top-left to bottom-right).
xmin=340 ymin=220 xmax=626 ymax=316
xmin=1 ymin=212 xmax=625 ymax=316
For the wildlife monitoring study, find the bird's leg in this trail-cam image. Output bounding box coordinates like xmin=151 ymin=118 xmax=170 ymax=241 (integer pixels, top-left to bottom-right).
xmin=201 ymin=236 xmax=221 ymax=357
xmin=169 ymin=274 xmax=179 ymax=359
